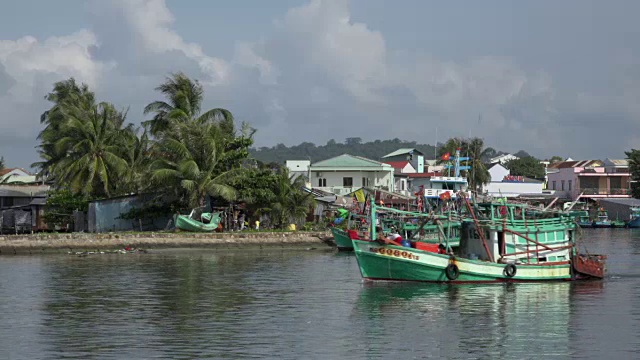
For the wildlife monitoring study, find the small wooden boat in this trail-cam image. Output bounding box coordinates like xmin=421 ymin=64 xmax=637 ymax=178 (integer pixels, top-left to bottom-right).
xmin=353 ymin=200 xmax=606 ymax=283
xmin=331 ymin=227 xmax=357 ymax=250
xmin=174 ymin=211 xmax=222 ymax=232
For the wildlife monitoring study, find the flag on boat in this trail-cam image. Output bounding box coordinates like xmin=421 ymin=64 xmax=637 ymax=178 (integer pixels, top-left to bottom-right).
xmin=441 ymin=152 xmax=451 ymax=161
xmin=439 ymin=191 xmax=451 ymax=201
xmin=354 ymin=189 xmax=366 ymax=203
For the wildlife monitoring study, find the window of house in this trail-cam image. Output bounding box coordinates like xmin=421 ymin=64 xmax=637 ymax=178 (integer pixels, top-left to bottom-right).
xmin=362 ymin=177 xmax=367 ymax=187
xmin=318 ymin=178 xmax=326 ymax=187
xmin=568 ymin=180 xmax=572 ymax=191
xmin=401 ymin=180 xmax=405 ymax=191
xmin=343 ymin=177 xmax=353 ymax=187
xmin=561 ymin=180 xmax=565 ymax=191
xmin=552 ymin=181 xmax=556 ymax=190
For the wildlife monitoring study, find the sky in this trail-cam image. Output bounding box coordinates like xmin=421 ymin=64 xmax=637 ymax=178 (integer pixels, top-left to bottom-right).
xmin=1 ymin=0 xmax=639 ymax=168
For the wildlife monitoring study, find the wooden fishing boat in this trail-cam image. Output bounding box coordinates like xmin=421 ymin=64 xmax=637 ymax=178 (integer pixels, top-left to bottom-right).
xmin=175 ymin=211 xmax=222 ymax=232
xmin=353 ymin=200 xmax=606 ymax=283
xmin=331 ymin=227 xmax=356 ymax=250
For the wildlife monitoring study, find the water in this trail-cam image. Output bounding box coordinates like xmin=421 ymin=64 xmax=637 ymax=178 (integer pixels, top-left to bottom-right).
xmin=0 ymin=229 xmax=639 ymax=359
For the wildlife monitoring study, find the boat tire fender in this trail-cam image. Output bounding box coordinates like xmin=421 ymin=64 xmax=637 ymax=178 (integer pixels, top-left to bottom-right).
xmin=504 ymin=264 xmax=517 ymax=278
xmin=445 ymin=264 xmax=459 ymax=281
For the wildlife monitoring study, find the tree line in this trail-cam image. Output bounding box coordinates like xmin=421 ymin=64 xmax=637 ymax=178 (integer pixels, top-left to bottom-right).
xmin=29 ymin=73 xmax=315 ymax=229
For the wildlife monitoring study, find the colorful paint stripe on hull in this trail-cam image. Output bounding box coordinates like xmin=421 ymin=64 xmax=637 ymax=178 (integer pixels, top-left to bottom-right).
xmin=353 ymin=240 xmax=571 ymax=283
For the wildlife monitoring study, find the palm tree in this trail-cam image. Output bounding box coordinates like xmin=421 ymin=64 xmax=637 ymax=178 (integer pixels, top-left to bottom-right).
xmin=150 ymin=122 xmax=239 ymax=209
xmin=53 ymin=102 xmax=131 ymax=198
xmin=437 ymin=137 xmax=491 ymax=191
xmin=33 ymin=78 xmax=96 ymax=177
xmin=120 ymin=128 xmax=152 ymax=194
xmin=143 ymin=72 xmax=233 ymax=136
xmin=261 ymin=169 xmax=315 ymax=229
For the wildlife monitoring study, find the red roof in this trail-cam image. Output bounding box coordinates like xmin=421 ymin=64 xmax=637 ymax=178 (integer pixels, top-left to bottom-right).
xmin=384 ymin=161 xmax=410 ymax=169
xmin=407 ymin=172 xmax=441 ymax=178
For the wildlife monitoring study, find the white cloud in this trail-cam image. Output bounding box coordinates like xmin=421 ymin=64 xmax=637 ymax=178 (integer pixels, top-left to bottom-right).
xmin=0 ymin=0 xmax=638 ymax=166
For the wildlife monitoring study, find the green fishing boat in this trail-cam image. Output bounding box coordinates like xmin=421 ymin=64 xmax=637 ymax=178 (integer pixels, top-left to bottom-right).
xmin=353 ymin=201 xmax=606 ymax=283
xmin=175 ymin=211 xmax=222 ymax=232
xmin=331 ymin=227 xmax=355 ymax=250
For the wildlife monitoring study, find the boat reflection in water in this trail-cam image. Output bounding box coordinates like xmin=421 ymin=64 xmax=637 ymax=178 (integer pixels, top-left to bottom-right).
xmin=352 ymin=281 xmax=604 ymax=358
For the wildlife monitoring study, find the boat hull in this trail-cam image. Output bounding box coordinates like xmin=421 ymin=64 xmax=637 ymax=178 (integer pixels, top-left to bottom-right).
xmin=175 ymin=214 xmax=221 ymax=232
xmin=628 ymin=217 xmax=640 ymax=228
xmin=353 ymin=240 xmax=573 ymax=283
xmin=330 ymin=227 xmax=354 ymax=250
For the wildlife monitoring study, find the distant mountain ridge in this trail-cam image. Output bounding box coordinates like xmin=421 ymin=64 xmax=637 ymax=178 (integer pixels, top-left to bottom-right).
xmin=250 ymin=137 xmax=532 ymax=164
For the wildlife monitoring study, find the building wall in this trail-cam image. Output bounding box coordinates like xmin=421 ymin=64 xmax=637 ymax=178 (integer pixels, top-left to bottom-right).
xmin=286 ymin=160 xmax=310 ymax=173
xmin=547 ymin=168 xmax=577 ymax=199
xmin=488 ymin=165 xmax=510 ymax=182
xmin=88 ymin=194 xmax=172 ymax=233
xmin=485 ymin=182 xmax=544 ymax=197
xmin=312 ymin=170 xmax=394 ymax=195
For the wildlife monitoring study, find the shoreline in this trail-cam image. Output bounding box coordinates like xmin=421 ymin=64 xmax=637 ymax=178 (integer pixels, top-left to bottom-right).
xmin=0 ymin=231 xmax=333 ymax=255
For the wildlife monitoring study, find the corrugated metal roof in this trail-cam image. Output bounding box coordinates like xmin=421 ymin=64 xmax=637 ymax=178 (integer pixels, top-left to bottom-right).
xmin=310 ymin=154 xmax=388 ymax=169
xmin=381 ymin=148 xmax=423 ymax=158
xmin=608 ymin=159 xmax=628 ymax=166
xmin=548 ymin=160 xmax=602 ymax=169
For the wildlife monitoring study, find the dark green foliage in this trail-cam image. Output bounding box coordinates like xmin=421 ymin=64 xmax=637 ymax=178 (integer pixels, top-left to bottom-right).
xmin=0 ymin=156 xmax=4 ymax=171
xmin=251 ymin=138 xmax=438 ymax=163
xmin=117 ymin=199 xmax=182 ymax=221
xmin=549 ymin=156 xmax=564 ymax=164
xmin=505 ymin=156 xmax=545 ymax=179
xmin=625 ymin=149 xmax=640 ymax=198
xmin=43 ymin=189 xmax=88 ymax=228
xmin=513 ymin=150 xmax=531 ymax=158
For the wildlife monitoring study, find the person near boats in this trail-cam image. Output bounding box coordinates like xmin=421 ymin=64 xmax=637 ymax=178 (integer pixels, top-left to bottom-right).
xmin=375 ymin=227 xmax=411 ymax=247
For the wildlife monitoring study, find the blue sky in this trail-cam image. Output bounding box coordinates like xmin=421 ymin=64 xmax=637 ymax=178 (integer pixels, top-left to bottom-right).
xmin=1 ymin=0 xmax=639 ymax=167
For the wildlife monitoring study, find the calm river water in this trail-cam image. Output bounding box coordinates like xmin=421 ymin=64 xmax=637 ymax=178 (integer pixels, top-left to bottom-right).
xmin=0 ymin=229 xmax=639 ymax=359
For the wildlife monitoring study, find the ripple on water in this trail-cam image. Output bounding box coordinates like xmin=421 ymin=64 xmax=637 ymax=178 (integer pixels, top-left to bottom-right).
xmin=0 ymin=233 xmax=638 ymax=359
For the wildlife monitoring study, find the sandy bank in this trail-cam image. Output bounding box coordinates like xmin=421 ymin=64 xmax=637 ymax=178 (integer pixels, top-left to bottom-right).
xmin=0 ymin=231 xmax=333 ymax=255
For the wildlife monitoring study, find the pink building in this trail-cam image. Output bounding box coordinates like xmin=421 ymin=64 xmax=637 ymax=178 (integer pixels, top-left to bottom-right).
xmin=546 ymin=159 xmax=631 ymax=200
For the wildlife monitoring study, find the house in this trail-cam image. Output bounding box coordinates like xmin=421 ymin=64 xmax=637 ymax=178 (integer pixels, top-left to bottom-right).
xmin=489 ymin=154 xmax=519 ymax=165
xmin=309 ymin=154 xmax=395 ymax=196
xmin=285 ymin=160 xmax=311 ymax=180
xmin=383 ymin=161 xmax=416 ymax=174
xmin=546 ymin=159 xmax=630 ymax=200
xmin=0 ymin=168 xmax=38 ymax=184
xmin=483 ymin=163 xmax=545 ymax=198
xmin=0 ymin=183 xmax=50 ymax=233
xmin=382 ymin=148 xmax=425 ymax=173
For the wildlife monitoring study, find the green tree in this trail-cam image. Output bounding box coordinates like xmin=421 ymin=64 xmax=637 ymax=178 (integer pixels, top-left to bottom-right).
xmin=626 ymin=149 xmax=640 ymax=198
xmin=53 ymin=102 xmax=132 ymax=198
xmin=143 ymin=72 xmax=233 ymax=136
xmin=437 ymin=137 xmax=491 ymax=191
xmin=33 ymin=78 xmax=96 ymax=178
xmin=42 ymin=189 xmax=88 ymax=229
xmin=549 ymin=155 xmax=564 ymax=164
xmin=0 ymin=156 xmax=4 ymax=171
xmin=504 ymin=157 xmax=545 ymax=179
xmin=150 ymin=122 xmax=239 ymax=209
xmin=260 ymin=168 xmax=315 ymax=229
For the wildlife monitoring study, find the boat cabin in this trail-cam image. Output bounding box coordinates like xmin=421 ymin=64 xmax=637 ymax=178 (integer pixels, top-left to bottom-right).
xmin=458 ymin=202 xmax=575 ymax=264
